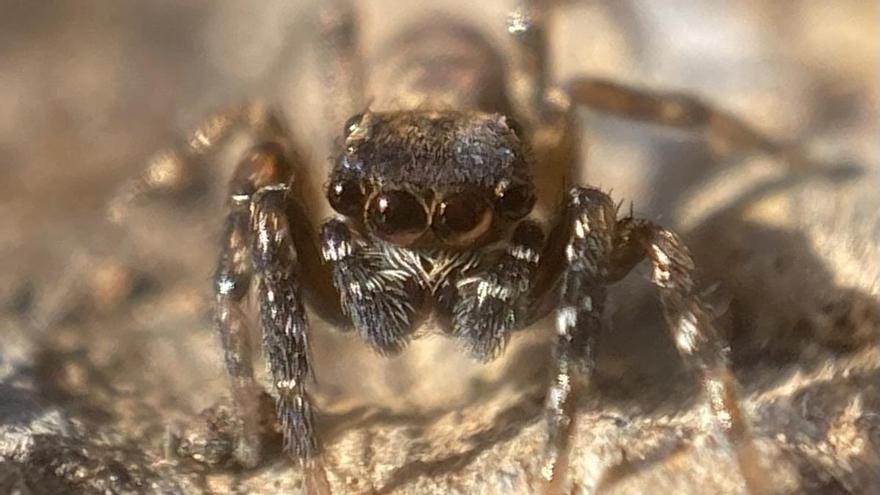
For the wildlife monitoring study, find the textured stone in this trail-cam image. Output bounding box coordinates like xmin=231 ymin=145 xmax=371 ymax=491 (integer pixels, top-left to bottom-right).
xmin=1 ymin=1 xmax=877 ymax=494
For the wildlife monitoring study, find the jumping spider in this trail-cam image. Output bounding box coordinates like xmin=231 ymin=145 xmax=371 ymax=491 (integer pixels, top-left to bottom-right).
xmin=112 ymin=1 xmax=820 ymax=492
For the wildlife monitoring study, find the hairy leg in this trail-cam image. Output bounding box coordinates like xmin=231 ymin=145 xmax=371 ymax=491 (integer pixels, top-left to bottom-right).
xmin=214 ymin=143 xmax=323 ymax=477
xmin=317 ymin=0 xmax=365 ymax=138
xmin=542 ymin=186 xmax=769 ymax=494
xmin=250 ymin=186 xmax=318 ymax=461
xmin=620 ymin=218 xmax=771 ymax=494
xmin=108 ymin=103 xmax=288 ymax=222
xmin=214 ymin=204 xmax=263 ymax=467
xmin=541 ymin=187 xmax=615 ymax=491
xmin=564 ymin=77 xmax=815 ymax=173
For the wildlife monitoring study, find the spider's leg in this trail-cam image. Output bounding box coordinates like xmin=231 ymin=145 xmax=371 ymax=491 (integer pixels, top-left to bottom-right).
xmin=214 ymin=202 xmax=263 ymax=467
xmin=564 ymin=77 xmax=815 ymax=173
xmin=319 ymin=219 xmax=423 ymax=355
xmin=452 ymin=220 xmax=545 ymax=361
xmin=214 ymin=143 xmax=300 ymax=468
xmin=108 ymin=103 xmax=287 ymax=222
xmin=250 ymin=190 xmax=318 ymax=461
xmin=317 ymin=0 xmax=365 ymax=136
xmin=612 ymin=217 xmax=772 ymax=494
xmin=215 ymin=143 xmax=331 ymax=491
xmin=541 ymin=187 xmax=615 ymax=491
xmin=507 ymin=0 xmax=550 ymax=115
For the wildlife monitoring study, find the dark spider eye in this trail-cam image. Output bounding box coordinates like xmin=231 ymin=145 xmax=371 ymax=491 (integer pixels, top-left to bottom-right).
xmin=495 ymin=181 xmax=535 ymax=220
xmin=502 ymin=116 xmax=525 ymax=139
xmin=366 ymin=190 xmax=428 ymax=246
xmin=433 ymin=190 xmax=493 ymax=246
xmin=327 ymin=178 xmax=365 ymax=217
xmin=343 ymin=113 xmax=364 ymax=137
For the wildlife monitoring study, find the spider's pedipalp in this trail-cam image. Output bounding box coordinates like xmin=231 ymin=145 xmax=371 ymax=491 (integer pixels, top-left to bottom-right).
xmin=453 ymin=220 xmax=545 ymax=361
xmin=319 ymin=218 xmax=423 ymax=355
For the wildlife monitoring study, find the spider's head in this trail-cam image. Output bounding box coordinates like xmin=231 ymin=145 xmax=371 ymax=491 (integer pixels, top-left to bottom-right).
xmin=326 ymin=110 xmax=535 ymax=248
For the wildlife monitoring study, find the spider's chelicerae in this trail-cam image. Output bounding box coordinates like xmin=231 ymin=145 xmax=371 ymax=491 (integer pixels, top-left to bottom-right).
xmin=113 ymin=2 xmax=818 ymax=492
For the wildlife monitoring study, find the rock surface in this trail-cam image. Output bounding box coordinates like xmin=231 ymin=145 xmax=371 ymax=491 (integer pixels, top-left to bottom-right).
xmin=1 ymin=1 xmax=878 ymax=494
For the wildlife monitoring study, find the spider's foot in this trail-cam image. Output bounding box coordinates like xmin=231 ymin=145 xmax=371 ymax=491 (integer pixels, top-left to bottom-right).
xmin=453 ymin=221 xmax=542 ymax=361
xmin=304 ymin=458 xmax=333 ymax=495
xmin=172 ymin=392 xmax=280 ymax=470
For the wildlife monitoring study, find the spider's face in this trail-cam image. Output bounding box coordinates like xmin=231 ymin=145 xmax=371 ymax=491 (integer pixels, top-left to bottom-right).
xmin=326 ymin=110 xmax=535 ymax=248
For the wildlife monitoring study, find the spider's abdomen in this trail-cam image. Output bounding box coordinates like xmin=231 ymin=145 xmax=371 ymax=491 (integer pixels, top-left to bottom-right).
xmin=370 ymin=21 xmax=513 ymax=115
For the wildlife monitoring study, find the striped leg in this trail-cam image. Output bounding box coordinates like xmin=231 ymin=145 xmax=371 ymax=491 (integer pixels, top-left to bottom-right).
xmin=108 ymin=103 xmax=287 ymax=222
xmin=214 ymin=205 xmax=264 ymax=467
xmin=634 ymin=222 xmax=771 ymax=494
xmin=564 ymin=77 xmax=815 ymax=173
xmin=591 ymin=211 xmax=771 ymax=494
xmin=542 ymin=187 xmax=616 ymax=490
xmin=213 ymin=144 xmax=330 ymax=495
xmin=543 ymin=186 xmax=769 ymax=494
xmin=249 ymin=184 xmax=318 ymax=462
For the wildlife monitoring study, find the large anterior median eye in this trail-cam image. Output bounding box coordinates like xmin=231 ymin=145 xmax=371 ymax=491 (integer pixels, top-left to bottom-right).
xmin=432 ymin=190 xmax=493 ymax=246
xmin=366 ymin=190 xmax=429 ymax=246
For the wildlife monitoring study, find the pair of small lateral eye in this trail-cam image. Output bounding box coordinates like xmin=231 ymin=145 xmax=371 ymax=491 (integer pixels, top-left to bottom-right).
xmin=327 ymin=179 xmax=535 ymax=247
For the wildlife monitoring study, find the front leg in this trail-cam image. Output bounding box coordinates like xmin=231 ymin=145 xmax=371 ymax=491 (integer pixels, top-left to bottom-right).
xmin=452 ymin=220 xmax=545 ymax=361
xmin=320 ymin=219 xmax=423 ymax=354
xmin=249 ymin=185 xmax=318 ymax=461
xmin=541 ymin=187 xmax=770 ymax=493
xmin=214 ymin=204 xmax=264 ymax=468
xmin=213 ymin=143 xmax=329 ymax=493
xmin=541 ymin=187 xmax=616 ymax=490
xmin=627 ymin=220 xmax=771 ymax=494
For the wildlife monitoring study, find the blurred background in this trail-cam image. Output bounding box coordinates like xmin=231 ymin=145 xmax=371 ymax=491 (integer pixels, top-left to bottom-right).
xmin=0 ymin=1 xmax=877 ymax=493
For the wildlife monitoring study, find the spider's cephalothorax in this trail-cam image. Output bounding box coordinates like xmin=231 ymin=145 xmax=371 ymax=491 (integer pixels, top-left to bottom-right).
xmin=320 ymin=109 xmax=544 ymax=359
xmin=117 ymin=1 xmax=817 ymax=492
xmin=327 ymin=110 xmax=535 ymax=249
